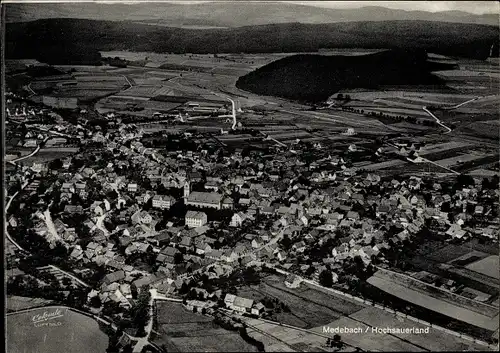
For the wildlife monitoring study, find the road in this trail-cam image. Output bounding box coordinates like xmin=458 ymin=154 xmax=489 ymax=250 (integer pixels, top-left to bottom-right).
xmin=259 ymin=131 xmax=288 ymax=148
xmin=5 ymin=189 xmax=28 ymax=252
xmin=422 ymin=106 xmax=452 ymax=134
xmin=408 ymin=156 xmax=460 ymax=175
xmin=211 ymin=91 xmax=237 ymax=130
xmin=132 ymin=289 xmax=182 ymax=352
xmin=8 ymin=136 xmax=50 ymax=165
xmin=94 ymin=212 xmax=110 ymax=237
xmin=42 ymin=208 xmax=62 ymax=244
xmin=253 ymin=225 xmax=290 ymax=253
xmin=122 ymin=75 xmax=134 ymax=89
xmin=5 ymin=166 xmax=91 ymax=288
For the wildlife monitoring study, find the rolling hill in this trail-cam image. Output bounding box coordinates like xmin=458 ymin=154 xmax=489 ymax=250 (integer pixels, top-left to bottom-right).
xmin=5 ymin=2 xmax=499 ymax=27
xmin=5 ymin=19 xmax=499 ymax=65
xmin=236 ymin=50 xmax=458 ymax=103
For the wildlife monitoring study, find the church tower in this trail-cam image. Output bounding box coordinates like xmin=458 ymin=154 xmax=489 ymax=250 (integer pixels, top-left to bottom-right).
xmin=183 ymin=180 xmax=191 ymax=199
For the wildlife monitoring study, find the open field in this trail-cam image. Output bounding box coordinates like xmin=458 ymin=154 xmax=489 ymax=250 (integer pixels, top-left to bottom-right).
xmin=311 ymin=316 xmax=426 ymax=351
xmin=350 ymin=307 xmax=489 ymax=351
xmin=432 ymin=153 xmax=498 ymax=168
xmin=237 ymin=274 xmax=364 ymax=329
xmin=19 ymin=150 xmax=78 ymax=165
xmin=466 ymin=256 xmax=500 ymax=280
xmin=6 ymin=296 xmax=54 ymax=312
xmin=7 ymin=306 xmax=108 ymax=353
xmin=154 ymin=301 xmax=257 ymax=352
xmin=368 ymin=271 xmax=499 ymax=331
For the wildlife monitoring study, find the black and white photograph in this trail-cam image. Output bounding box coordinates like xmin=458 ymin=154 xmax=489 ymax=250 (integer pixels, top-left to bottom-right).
xmin=2 ymin=0 xmax=499 ymax=352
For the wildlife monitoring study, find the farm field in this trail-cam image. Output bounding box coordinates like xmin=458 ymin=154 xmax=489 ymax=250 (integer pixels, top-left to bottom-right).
xmin=7 ymin=306 xmax=108 ymax=353
xmin=367 ymin=272 xmax=499 ymax=331
xmin=154 ymin=301 xmax=257 ymax=352
xmin=19 ymin=150 xmax=78 ymax=165
xmin=361 ymin=159 xmax=407 ymax=171
xmin=334 ymin=90 xmax=476 ymax=104
xmin=311 ymin=316 xmax=426 ymax=352
xmin=350 ymin=307 xmax=489 ymax=351
xmin=237 ymin=274 xmax=364 ymax=329
xmin=418 ymin=141 xmax=473 ymax=156
xmin=466 ymin=256 xmax=500 ymax=280
xmin=243 ymin=317 xmax=329 ymax=352
xmin=432 ymin=153 xmax=498 ymax=168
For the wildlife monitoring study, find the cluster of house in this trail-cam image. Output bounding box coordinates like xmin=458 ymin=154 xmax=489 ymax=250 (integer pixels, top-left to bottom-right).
xmin=9 ymin=113 xmax=499 ymax=321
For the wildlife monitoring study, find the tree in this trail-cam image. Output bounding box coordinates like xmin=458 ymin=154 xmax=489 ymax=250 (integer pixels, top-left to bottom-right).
xmin=49 ymin=159 xmax=64 ymax=170
xmin=332 ymin=334 xmax=343 ymax=348
xmin=89 ymin=295 xmax=102 ymax=308
xmin=319 ymin=269 xmax=333 ymax=288
xmin=174 ymin=252 xmax=184 ymax=264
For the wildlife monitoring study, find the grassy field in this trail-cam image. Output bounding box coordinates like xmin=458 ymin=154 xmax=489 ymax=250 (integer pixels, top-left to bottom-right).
xmin=350 ymin=307 xmax=489 ymax=351
xmin=367 ymin=272 xmax=499 ymax=331
xmin=154 ymin=301 xmax=258 ymax=352
xmin=6 ymin=296 xmax=54 ymax=312
xmin=236 ymin=274 xmax=364 ymax=329
xmin=466 ymin=256 xmax=500 ymax=280
xmin=7 ymin=306 xmax=108 ymax=353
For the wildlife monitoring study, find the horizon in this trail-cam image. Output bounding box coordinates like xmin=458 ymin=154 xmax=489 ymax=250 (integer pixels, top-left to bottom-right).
xmin=3 ymin=0 xmax=499 ymax=15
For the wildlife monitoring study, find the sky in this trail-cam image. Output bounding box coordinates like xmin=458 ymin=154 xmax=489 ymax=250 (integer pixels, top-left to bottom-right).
xmin=4 ymin=1 xmax=499 ymax=15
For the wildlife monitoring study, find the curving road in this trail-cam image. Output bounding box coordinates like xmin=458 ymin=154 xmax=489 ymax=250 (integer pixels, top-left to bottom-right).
xmin=211 ymin=91 xmax=237 ymax=130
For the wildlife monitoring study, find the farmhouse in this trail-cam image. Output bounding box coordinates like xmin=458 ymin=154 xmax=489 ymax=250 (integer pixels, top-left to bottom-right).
xmin=224 ymin=293 xmax=254 ymax=313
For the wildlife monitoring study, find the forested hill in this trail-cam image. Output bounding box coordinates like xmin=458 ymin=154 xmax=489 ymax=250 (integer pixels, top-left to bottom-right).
xmin=236 ymin=50 xmax=458 ymax=103
xmin=5 ymin=19 xmax=499 ymax=65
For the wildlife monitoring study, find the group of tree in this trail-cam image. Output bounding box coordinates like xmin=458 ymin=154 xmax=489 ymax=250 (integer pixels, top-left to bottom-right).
xmin=129 ymin=286 xmax=151 ymax=336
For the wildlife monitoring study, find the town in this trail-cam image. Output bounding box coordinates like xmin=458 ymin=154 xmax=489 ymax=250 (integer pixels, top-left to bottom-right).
xmin=4 ymin=1 xmax=500 ymax=352
xmin=5 ymin=84 xmax=499 ymax=352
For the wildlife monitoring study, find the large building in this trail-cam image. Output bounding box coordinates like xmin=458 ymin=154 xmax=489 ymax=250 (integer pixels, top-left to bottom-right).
xmin=186 ymin=191 xmax=222 ymax=209
xmin=152 ymin=195 xmax=175 ymax=210
xmin=185 ymin=211 xmax=207 ymax=228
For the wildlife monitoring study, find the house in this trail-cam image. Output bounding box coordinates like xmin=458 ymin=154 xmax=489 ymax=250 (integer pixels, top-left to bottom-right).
xmin=185 ymin=211 xmax=208 ymax=228
xmin=222 ymin=197 xmax=234 ymax=210
xmin=292 ymin=241 xmax=306 ymax=253
xmin=224 ymin=294 xmax=254 ymax=313
xmin=157 ymin=246 xmax=180 ymax=264
xmin=131 ymin=210 xmax=153 ymax=225
xmin=102 ymin=270 xmax=126 ymax=285
xmin=446 ymin=224 xmax=467 ymax=239
xmin=152 ymin=195 xmax=175 ymax=210
xmin=127 ymin=183 xmax=138 ymax=193
xmin=346 ymin=211 xmax=360 ymax=221
xmin=230 ymin=212 xmax=247 ymax=227
xmin=251 ymin=302 xmax=266 ymax=316
xmin=284 ymin=275 xmax=302 ymax=289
